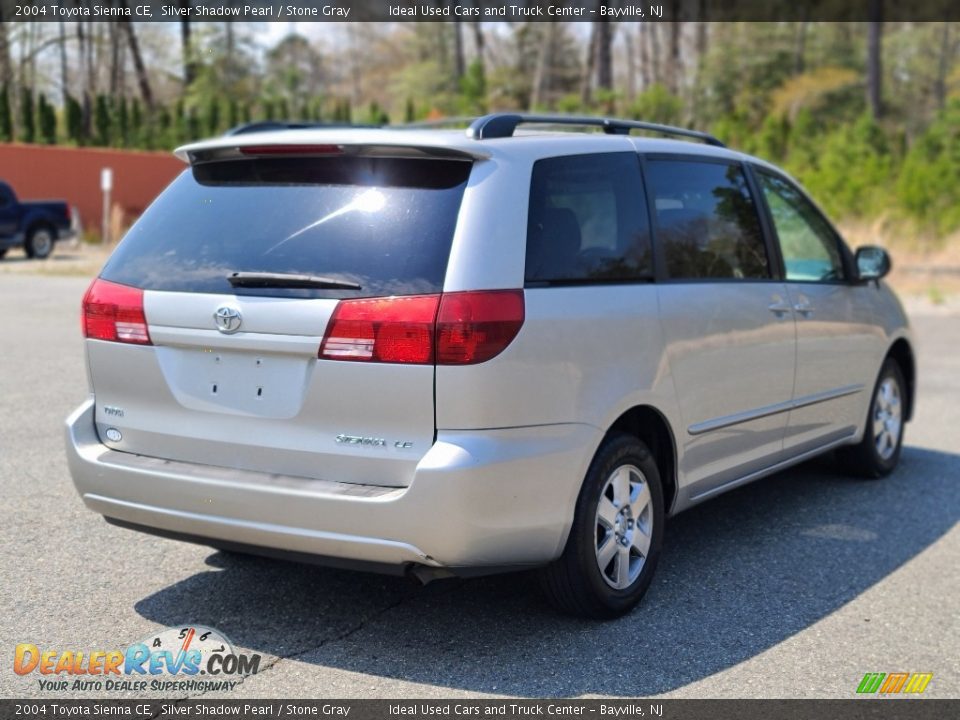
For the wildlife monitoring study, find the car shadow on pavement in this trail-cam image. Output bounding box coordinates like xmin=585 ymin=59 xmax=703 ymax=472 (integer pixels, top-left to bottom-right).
xmin=1 ymin=250 xmax=86 ymax=263
xmin=134 ymin=445 xmax=959 ymax=696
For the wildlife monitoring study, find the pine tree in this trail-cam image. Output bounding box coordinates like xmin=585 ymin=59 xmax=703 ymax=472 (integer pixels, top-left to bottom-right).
xmin=0 ymin=84 xmax=12 ymax=141
xmin=118 ymin=96 xmax=130 ymax=147
xmin=187 ymin=107 xmax=201 ymax=141
xmin=206 ymin=97 xmax=220 ymax=135
xmin=333 ymin=99 xmax=352 ymax=123
xmin=174 ymin=99 xmax=187 ymax=144
xmin=131 ymin=99 xmax=143 ymax=148
xmin=158 ymin=105 xmax=173 ymax=148
xmin=66 ymin=94 xmax=84 ymax=145
xmin=367 ymin=101 xmax=388 ymax=125
xmin=19 ymin=87 xmax=35 ymax=143
xmin=95 ymin=95 xmax=111 ymax=146
xmin=460 ymin=59 xmax=487 ymax=114
xmin=38 ymin=94 xmax=57 ymax=144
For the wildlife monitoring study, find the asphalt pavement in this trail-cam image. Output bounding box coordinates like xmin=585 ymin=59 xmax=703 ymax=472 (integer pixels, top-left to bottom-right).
xmin=0 ymin=272 xmax=957 ymax=699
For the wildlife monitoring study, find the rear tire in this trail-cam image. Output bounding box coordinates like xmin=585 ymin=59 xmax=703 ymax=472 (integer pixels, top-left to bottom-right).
xmin=0 ymin=248 xmax=6 ymax=259
xmin=25 ymin=226 xmax=54 ymax=259
xmin=540 ymin=434 xmax=664 ymax=619
xmin=837 ymin=358 xmax=906 ymax=479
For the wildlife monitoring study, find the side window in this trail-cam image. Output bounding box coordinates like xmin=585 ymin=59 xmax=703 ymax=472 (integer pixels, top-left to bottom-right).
xmin=526 ymin=153 xmax=652 ymax=284
xmin=757 ymin=171 xmax=845 ymax=282
xmin=646 ymin=159 xmax=770 ymax=280
xmin=0 ymin=189 xmax=9 ymax=208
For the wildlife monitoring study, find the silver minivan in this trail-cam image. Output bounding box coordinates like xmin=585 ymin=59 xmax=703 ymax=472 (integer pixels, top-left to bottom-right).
xmin=66 ymin=114 xmax=915 ymax=618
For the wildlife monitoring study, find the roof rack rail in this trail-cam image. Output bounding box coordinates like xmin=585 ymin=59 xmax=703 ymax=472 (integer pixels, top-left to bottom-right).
xmin=225 ymin=120 xmax=382 ymax=136
xmin=466 ymin=113 xmax=726 ymax=147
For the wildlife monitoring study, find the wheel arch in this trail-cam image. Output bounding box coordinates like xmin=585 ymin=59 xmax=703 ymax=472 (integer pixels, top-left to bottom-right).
xmin=26 ymin=218 xmax=56 ymax=239
xmin=886 ymin=338 xmax=916 ymax=422
xmin=605 ymin=405 xmax=678 ymax=516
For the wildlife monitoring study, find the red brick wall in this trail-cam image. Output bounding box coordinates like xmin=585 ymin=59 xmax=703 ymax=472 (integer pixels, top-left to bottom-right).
xmin=0 ymin=143 xmax=184 ymax=238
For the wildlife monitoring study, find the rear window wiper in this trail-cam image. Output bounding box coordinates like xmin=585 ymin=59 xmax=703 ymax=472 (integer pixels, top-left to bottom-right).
xmin=227 ymin=272 xmax=361 ymax=291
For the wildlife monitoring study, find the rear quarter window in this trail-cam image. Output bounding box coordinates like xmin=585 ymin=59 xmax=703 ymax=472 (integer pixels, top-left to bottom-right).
xmin=526 ymin=152 xmax=653 ymax=285
xmin=100 ymin=156 xmax=472 ymax=299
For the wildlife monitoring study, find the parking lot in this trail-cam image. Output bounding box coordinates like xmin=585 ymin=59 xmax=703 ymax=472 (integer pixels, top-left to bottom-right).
xmin=1 ymin=266 xmax=957 ymax=699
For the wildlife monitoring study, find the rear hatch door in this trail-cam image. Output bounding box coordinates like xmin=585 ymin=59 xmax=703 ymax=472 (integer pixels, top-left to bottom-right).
xmin=87 ymin=150 xmax=473 ymax=487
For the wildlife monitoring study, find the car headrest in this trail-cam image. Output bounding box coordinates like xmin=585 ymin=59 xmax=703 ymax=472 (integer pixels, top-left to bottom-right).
xmin=528 ymin=207 xmax=583 ymax=280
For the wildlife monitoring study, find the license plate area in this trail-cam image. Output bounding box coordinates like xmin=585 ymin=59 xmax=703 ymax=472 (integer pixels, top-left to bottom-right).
xmin=156 ymin=347 xmax=312 ymax=419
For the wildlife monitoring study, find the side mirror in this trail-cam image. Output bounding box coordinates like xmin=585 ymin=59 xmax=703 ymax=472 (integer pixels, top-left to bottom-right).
xmin=855 ymin=245 xmax=891 ymax=281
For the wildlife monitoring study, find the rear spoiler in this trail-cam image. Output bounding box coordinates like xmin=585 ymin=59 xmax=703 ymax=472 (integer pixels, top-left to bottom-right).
xmin=175 ymin=136 xmax=491 ymax=164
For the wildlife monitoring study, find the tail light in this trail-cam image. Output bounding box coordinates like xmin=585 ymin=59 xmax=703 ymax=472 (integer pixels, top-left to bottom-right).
xmin=436 ymin=290 xmax=525 ymax=364
xmin=82 ymin=278 xmax=151 ymax=345
xmin=320 ymin=295 xmax=440 ymax=364
xmin=320 ymin=290 xmax=524 ymax=365
xmin=64 ymin=205 xmax=72 ymax=222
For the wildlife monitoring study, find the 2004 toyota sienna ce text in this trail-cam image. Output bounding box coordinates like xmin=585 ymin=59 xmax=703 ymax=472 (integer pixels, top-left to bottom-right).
xmin=65 ymin=114 xmax=915 ymax=618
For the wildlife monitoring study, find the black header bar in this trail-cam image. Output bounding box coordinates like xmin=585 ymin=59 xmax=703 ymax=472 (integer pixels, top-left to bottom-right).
xmin=2 ymin=0 xmax=960 ymax=23
xmin=0 ymin=699 xmax=957 ymax=719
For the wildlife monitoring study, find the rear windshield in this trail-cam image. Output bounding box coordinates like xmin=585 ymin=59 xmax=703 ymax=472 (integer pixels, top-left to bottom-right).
xmin=100 ymin=156 xmax=472 ymax=299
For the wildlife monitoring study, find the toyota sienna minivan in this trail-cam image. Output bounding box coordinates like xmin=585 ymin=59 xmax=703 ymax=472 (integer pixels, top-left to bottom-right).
xmin=66 ymin=114 xmax=915 ymax=618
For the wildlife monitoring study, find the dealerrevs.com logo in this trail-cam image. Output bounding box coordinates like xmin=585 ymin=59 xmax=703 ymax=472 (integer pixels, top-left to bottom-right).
xmin=13 ymin=626 xmax=261 ymax=693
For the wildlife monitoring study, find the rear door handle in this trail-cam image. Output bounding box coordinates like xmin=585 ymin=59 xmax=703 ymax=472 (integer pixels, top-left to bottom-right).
xmin=793 ymin=300 xmax=814 ymax=317
xmin=768 ymin=300 xmax=791 ymax=318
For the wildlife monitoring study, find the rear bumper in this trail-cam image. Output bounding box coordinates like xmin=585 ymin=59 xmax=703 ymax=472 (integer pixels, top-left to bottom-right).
xmin=65 ymin=398 xmax=600 ymax=574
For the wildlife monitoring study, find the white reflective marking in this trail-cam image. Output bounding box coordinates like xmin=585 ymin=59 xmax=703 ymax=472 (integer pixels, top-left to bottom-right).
xmin=264 ymin=189 xmax=387 ymax=254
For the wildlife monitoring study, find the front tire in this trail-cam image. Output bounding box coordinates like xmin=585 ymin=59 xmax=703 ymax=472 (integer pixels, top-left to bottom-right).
xmin=540 ymin=434 xmax=664 ymax=619
xmin=838 ymin=358 xmax=906 ymax=479
xmin=25 ymin=226 xmax=54 ymax=259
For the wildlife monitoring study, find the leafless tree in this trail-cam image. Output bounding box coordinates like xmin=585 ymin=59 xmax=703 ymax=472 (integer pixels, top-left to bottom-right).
xmin=867 ymin=0 xmax=883 ymax=119
xmin=119 ymin=14 xmax=154 ymax=110
xmin=179 ymin=0 xmax=196 ymax=87
xmin=109 ymin=21 xmax=123 ymax=95
xmin=666 ymin=19 xmax=682 ymax=94
xmin=452 ymin=20 xmax=465 ymax=82
xmin=625 ymin=26 xmax=637 ymax=103
xmin=649 ymin=21 xmax=662 ymax=87
xmin=637 ymin=24 xmax=651 ymax=91
xmin=530 ymin=24 xmax=556 ymax=110
xmin=934 ymin=23 xmax=953 ymax=111
xmin=794 ymin=13 xmax=810 ymax=74
xmin=580 ymin=20 xmax=599 ymax=105
xmin=57 ymin=21 xmax=69 ymax=105
xmin=471 ymin=20 xmax=485 ymax=69
xmin=595 ymin=19 xmax=614 ymax=93
xmin=0 ymin=7 xmax=13 ymax=90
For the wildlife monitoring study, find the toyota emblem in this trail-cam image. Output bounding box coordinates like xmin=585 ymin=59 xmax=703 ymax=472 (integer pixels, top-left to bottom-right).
xmin=214 ymin=306 xmax=242 ymax=334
